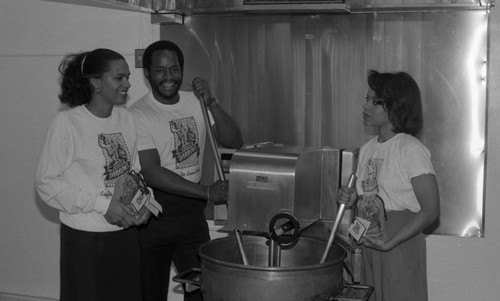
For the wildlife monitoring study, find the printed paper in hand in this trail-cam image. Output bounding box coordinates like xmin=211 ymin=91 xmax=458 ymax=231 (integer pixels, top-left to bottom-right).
xmin=348 ymin=217 xmax=371 ymax=242
xmin=144 ymin=188 xmax=162 ymax=217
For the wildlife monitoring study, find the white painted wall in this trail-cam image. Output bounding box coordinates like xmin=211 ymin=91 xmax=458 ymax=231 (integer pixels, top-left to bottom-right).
xmin=0 ymin=0 xmax=157 ymax=299
xmin=0 ymin=0 xmax=500 ymax=300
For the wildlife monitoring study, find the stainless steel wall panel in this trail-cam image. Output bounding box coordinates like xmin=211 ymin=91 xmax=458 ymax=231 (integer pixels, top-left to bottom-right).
xmin=160 ymin=10 xmax=488 ymax=236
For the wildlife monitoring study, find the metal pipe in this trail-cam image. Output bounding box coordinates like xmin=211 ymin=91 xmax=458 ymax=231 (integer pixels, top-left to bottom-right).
xmin=267 ymin=239 xmax=282 ymax=267
xmin=234 ymin=230 xmax=249 ymax=265
xmin=275 ymin=243 xmax=281 ymax=267
xmin=268 ymin=239 xmax=275 ymax=267
xmin=320 ymin=174 xmax=357 ymax=264
xmin=198 ymin=94 xmax=226 ymax=181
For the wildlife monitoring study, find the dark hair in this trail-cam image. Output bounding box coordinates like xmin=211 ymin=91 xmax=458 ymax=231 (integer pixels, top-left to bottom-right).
xmin=142 ymin=40 xmax=184 ymax=72
xmin=58 ymin=48 xmax=124 ymax=107
xmin=367 ymin=70 xmax=423 ymax=136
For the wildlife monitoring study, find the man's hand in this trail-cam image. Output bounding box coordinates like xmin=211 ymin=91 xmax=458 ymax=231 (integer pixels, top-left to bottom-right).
xmin=208 ymin=180 xmax=229 ymax=205
xmin=191 ymin=77 xmax=217 ymax=106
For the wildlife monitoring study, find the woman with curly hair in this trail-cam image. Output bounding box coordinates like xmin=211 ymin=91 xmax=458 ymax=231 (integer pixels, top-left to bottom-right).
xmin=338 ymin=70 xmax=440 ymax=301
xmin=35 ymin=49 xmax=149 ymax=301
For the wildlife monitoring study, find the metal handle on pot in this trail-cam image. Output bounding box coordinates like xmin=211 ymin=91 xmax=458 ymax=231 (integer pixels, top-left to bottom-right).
xmin=320 ymin=174 xmax=357 ymax=264
xmin=328 ymin=284 xmax=374 ymax=301
xmin=172 ymin=267 xmax=202 ymax=293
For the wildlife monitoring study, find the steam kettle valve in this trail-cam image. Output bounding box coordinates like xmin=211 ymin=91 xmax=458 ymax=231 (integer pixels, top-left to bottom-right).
xmin=268 ymin=212 xmax=300 ymax=246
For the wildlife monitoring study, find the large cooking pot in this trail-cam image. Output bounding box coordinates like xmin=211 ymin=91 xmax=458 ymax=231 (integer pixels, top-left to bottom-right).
xmin=174 ymin=235 xmax=347 ymax=301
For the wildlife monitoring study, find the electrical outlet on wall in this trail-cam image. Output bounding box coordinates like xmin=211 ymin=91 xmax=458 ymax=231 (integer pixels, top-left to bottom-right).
xmin=135 ymin=49 xmax=145 ymax=68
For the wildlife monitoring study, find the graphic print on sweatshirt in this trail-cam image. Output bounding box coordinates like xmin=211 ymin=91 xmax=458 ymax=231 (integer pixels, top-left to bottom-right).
xmin=98 ymin=133 xmax=131 ymax=184
xmin=170 ymin=117 xmax=200 ymax=169
xmin=357 ymin=157 xmax=387 ymax=236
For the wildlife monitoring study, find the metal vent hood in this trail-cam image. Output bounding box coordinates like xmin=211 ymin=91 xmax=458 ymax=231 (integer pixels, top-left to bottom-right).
xmin=154 ymin=0 xmax=348 ymax=14
xmin=153 ymin=0 xmax=494 ymax=15
xmin=43 ymin=1 xmax=493 ymax=16
xmin=41 ymin=0 xmax=155 ymax=12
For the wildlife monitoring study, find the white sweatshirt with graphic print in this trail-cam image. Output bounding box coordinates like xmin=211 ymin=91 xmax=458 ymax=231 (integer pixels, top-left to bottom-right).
xmin=35 ymin=105 xmax=140 ymax=232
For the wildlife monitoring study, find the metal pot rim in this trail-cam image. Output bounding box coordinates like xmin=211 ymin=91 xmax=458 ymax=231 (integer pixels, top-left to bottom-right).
xmin=199 ymin=236 xmax=347 ymax=271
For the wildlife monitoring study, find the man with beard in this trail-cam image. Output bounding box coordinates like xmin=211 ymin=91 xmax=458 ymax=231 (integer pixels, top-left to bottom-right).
xmin=129 ymin=40 xmax=244 ymax=301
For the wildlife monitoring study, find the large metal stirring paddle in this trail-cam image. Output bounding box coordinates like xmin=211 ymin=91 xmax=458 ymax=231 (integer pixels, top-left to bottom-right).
xmin=320 ymin=174 xmax=357 ymax=264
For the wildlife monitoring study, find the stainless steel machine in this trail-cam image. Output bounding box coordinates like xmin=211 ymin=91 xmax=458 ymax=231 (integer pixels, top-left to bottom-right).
xmin=175 ymin=145 xmax=373 ymax=300
xmin=223 ymin=145 xmax=365 ymax=282
xmin=225 ymin=145 xmax=357 ymax=237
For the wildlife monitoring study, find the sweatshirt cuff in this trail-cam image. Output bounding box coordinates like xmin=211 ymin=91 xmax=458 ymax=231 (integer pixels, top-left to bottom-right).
xmin=94 ymin=196 xmax=111 ymax=215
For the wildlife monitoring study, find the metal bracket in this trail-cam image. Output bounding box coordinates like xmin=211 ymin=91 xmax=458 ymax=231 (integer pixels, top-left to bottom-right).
xmin=151 ymin=13 xmax=184 ymax=24
xmin=479 ymin=0 xmax=495 ymax=7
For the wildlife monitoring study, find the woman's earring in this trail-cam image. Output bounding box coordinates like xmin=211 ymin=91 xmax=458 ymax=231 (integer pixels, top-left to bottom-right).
xmin=95 ymin=88 xmax=101 ymax=94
